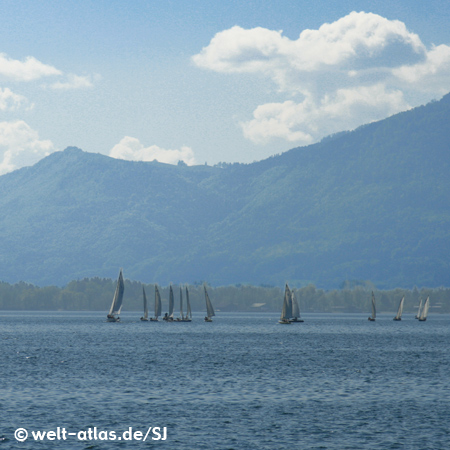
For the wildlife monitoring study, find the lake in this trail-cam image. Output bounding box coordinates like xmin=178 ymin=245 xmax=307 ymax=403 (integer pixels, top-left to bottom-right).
xmin=1 ymin=311 xmax=449 ymax=449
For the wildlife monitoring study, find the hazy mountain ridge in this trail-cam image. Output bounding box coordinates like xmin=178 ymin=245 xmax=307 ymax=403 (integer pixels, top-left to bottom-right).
xmin=1 ymin=94 xmax=450 ymax=288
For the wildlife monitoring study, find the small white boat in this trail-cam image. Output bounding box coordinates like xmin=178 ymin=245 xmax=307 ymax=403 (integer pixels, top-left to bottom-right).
xmin=418 ymin=297 xmax=430 ymax=321
xmin=140 ymin=287 xmax=149 ymax=321
xmin=368 ymin=292 xmax=376 ymax=321
xmin=415 ymin=298 xmax=423 ymax=319
xmin=290 ymin=289 xmax=304 ymax=323
xmin=175 ymin=287 xmax=185 ymax=321
xmin=279 ymin=283 xmax=292 ymax=324
xmin=107 ymin=268 xmax=124 ymax=322
xmin=150 ymin=285 xmax=162 ymax=321
xmin=204 ymin=285 xmax=215 ymax=322
xmin=393 ymin=296 xmax=404 ymax=321
xmin=163 ymin=285 xmax=175 ymax=321
xmin=183 ymin=286 xmax=192 ymax=322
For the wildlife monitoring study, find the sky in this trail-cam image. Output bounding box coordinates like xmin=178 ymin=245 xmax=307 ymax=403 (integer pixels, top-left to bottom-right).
xmin=1 ymin=0 xmax=450 ymax=174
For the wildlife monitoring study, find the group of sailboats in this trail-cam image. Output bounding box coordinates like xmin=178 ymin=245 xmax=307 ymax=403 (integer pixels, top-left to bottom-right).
xmin=108 ymin=271 xmax=432 ymax=324
xmin=141 ymin=285 xmax=162 ymax=321
xmin=162 ymin=285 xmax=193 ymax=322
xmin=107 ymin=270 xmax=213 ymax=322
xmin=279 ymin=283 xmax=304 ymax=324
xmin=416 ymin=296 xmax=430 ymax=321
xmin=368 ymin=292 xmax=430 ymax=322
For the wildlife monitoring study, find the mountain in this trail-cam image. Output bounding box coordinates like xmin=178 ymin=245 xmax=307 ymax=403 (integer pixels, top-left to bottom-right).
xmin=1 ymin=94 xmax=450 ymax=288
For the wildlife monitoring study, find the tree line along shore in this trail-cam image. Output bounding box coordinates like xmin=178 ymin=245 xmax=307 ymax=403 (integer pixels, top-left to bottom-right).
xmin=0 ymin=278 xmax=449 ymax=314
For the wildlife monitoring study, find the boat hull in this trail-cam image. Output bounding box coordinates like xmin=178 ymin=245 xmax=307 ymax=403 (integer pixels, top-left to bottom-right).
xmin=278 ymin=319 xmax=291 ymax=324
xmin=393 ymin=317 xmax=401 ymax=321
xmin=107 ymin=316 xmax=120 ymax=322
xmin=140 ymin=318 xmax=148 ymax=321
xmin=290 ymin=318 xmax=304 ymax=323
xmin=368 ymin=317 xmax=375 ymax=321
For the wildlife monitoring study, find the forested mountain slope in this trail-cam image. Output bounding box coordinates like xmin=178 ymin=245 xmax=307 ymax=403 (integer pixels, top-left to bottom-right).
xmin=1 ymin=93 xmax=449 ymax=288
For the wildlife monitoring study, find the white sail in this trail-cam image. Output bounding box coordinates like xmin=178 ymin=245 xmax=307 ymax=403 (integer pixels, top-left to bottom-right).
xmin=204 ymin=285 xmax=215 ymax=318
xmin=155 ymin=285 xmax=162 ymax=318
xmin=142 ymin=287 xmax=148 ymax=319
xmin=419 ymin=297 xmax=430 ymax=321
xmin=169 ymin=285 xmax=174 ymax=318
xmin=291 ymin=289 xmax=300 ymax=319
xmin=394 ymin=296 xmax=404 ymax=320
xmin=280 ymin=284 xmax=291 ymax=320
xmin=185 ymin=286 xmax=192 ymax=318
xmin=109 ymin=269 xmax=124 ymax=316
xmin=368 ymin=291 xmax=376 ymax=321
xmin=416 ymin=298 xmax=422 ymax=319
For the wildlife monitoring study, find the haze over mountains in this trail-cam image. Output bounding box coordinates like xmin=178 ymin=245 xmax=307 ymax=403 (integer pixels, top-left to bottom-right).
xmin=1 ymin=93 xmax=450 ymax=288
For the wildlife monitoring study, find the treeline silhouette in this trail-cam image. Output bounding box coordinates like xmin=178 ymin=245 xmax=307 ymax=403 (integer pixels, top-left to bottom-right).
xmin=0 ymin=278 xmax=449 ymax=314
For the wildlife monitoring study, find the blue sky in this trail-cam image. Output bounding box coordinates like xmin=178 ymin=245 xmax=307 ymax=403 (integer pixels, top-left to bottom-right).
xmin=1 ymin=0 xmax=449 ymax=173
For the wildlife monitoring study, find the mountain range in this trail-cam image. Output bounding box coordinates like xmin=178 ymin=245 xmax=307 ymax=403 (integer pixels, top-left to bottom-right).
xmin=1 ymin=93 xmax=450 ymax=288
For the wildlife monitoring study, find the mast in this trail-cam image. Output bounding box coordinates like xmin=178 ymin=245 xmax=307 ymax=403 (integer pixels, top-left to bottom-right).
xmin=109 ymin=268 xmax=124 ymax=316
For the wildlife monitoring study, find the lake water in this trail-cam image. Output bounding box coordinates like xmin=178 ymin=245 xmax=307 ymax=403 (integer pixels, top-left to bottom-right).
xmin=1 ymin=312 xmax=449 ymax=449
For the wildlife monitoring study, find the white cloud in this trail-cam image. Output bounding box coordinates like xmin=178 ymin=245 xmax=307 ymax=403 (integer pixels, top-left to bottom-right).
xmin=193 ymin=11 xmax=450 ymax=145
xmin=0 ymin=53 xmax=61 ymax=81
xmin=50 ymin=73 xmax=96 ymax=90
xmin=0 ymin=120 xmax=55 ymax=175
xmin=109 ymin=136 xmax=196 ymax=166
xmin=0 ymin=87 xmax=33 ymax=111
xmin=241 ymin=85 xmax=409 ymax=145
xmin=392 ymin=44 xmax=450 ymax=94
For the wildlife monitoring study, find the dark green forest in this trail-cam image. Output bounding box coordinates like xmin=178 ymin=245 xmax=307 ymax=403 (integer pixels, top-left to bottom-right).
xmin=0 ymin=278 xmax=448 ymax=314
xmin=0 ymin=94 xmax=449 ymax=289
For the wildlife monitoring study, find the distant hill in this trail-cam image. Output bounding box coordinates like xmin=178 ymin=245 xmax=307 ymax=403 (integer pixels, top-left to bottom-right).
xmin=1 ymin=93 xmax=450 ymax=288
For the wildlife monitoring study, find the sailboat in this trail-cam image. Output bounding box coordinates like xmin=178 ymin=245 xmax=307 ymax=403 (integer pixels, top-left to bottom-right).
xmin=150 ymin=284 xmax=162 ymax=321
xmin=204 ymin=285 xmax=215 ymax=322
xmin=418 ymin=297 xmax=430 ymax=321
xmin=279 ymin=283 xmax=292 ymax=324
xmin=183 ymin=286 xmax=192 ymax=322
xmin=393 ymin=296 xmax=404 ymax=321
xmin=163 ymin=285 xmax=175 ymax=321
xmin=140 ymin=287 xmax=149 ymax=321
xmin=176 ymin=287 xmax=184 ymax=321
xmin=368 ymin=291 xmax=376 ymax=321
xmin=107 ymin=268 xmax=124 ymax=322
xmin=415 ymin=298 xmax=423 ymax=319
xmin=290 ymin=289 xmax=304 ymax=323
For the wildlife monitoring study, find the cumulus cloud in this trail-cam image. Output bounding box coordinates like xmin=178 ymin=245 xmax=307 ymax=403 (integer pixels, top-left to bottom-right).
xmin=193 ymin=11 xmax=450 ymax=144
xmin=0 ymin=88 xmax=33 ymax=111
xmin=0 ymin=53 xmax=61 ymax=81
xmin=0 ymin=120 xmax=55 ymax=175
xmin=50 ymin=73 xmax=97 ymax=90
xmin=109 ymin=136 xmax=196 ymax=166
xmin=242 ymin=84 xmax=409 ymax=145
